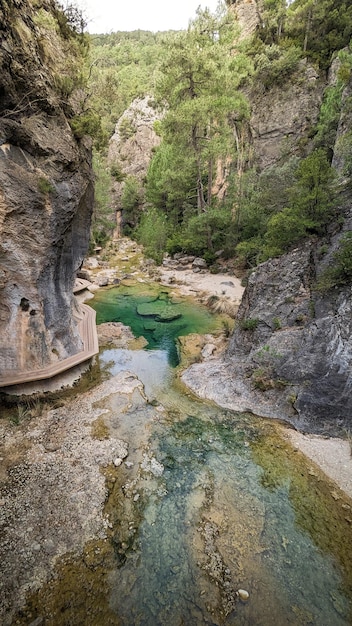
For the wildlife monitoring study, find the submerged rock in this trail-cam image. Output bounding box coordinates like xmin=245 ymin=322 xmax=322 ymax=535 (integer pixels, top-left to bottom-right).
xmin=237 ymin=589 xmax=250 ymax=602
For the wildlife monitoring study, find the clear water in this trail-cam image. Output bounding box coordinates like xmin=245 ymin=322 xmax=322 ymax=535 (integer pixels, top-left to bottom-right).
xmin=16 ymin=285 xmax=352 ymax=625
xmin=90 ymin=284 xmax=220 ymax=366
xmin=105 ymin=392 xmax=352 ymax=626
xmin=93 ymin=285 xmax=352 ymax=626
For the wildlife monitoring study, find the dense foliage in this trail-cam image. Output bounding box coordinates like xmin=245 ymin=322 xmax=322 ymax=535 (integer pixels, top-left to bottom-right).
xmin=85 ymin=0 xmax=351 ymax=274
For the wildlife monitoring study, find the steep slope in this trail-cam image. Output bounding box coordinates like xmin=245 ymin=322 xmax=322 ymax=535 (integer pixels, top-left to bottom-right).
xmin=108 ymin=96 xmax=162 ymax=236
xmin=0 ymin=0 xmax=94 ymax=384
xmin=183 ymin=58 xmax=352 ymax=434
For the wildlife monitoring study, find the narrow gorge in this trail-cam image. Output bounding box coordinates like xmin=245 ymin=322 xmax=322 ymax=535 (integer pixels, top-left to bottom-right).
xmin=1 ymin=0 xmax=352 ymax=625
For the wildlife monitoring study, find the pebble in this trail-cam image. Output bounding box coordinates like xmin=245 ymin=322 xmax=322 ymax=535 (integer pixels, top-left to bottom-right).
xmin=113 ymin=458 xmax=123 ymax=467
xmin=29 ymin=617 xmax=44 ymax=626
xmin=237 ymin=589 xmax=249 ymax=602
xmin=32 ymin=542 xmax=41 ymax=552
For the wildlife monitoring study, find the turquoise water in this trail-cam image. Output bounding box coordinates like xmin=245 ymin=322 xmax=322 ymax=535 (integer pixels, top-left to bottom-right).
xmin=107 ymin=397 xmax=352 ymax=626
xmin=89 ymin=284 xmax=352 ymax=626
xmin=90 ymin=284 xmax=219 ymax=366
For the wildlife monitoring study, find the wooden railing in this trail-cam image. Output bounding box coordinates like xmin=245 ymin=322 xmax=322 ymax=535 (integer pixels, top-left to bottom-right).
xmin=0 ymin=304 xmax=99 ymax=388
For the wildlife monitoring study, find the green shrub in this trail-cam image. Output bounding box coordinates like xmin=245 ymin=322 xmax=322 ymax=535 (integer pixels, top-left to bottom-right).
xmin=240 ymin=317 xmax=259 ymax=331
xmin=317 ymin=232 xmax=352 ymax=290
xmin=38 ymin=177 xmax=54 ymax=195
xmin=272 ymin=317 xmax=282 ymax=330
xmin=254 ymin=44 xmax=302 ymax=89
xmin=54 ymin=74 xmax=75 ymax=97
xmin=252 ymin=367 xmax=275 ymax=391
xmin=121 ymin=176 xmax=142 ymax=230
xmin=110 ymin=163 xmax=125 ymax=182
xmin=33 ymin=8 xmax=58 ymax=31
xmin=235 ymin=239 xmax=260 ymax=268
xmin=70 ymin=110 xmax=102 ymax=140
xmin=136 ymin=207 xmax=167 ymax=264
xmin=119 ymin=117 xmax=136 ymax=141
xmin=263 ymin=207 xmax=312 ymax=257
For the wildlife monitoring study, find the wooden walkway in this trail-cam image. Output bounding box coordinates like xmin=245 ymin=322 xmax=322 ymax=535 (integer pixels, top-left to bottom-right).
xmin=0 ymin=304 xmax=99 ymax=388
xmin=73 ymin=278 xmax=93 ymax=294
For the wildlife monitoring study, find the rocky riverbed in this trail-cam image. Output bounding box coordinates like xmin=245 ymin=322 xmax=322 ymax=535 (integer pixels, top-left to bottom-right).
xmin=0 ymin=371 xmax=140 ymax=624
xmin=76 ymin=238 xmax=352 ymax=502
xmin=1 ymin=239 xmax=352 ymax=625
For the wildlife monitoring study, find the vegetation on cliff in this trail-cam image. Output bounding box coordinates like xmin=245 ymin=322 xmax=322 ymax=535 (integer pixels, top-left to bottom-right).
xmin=85 ymin=0 xmax=352 ymax=281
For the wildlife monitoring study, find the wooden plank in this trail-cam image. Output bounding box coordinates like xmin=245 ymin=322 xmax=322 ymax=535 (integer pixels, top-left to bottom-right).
xmin=0 ymin=304 xmax=99 ymax=387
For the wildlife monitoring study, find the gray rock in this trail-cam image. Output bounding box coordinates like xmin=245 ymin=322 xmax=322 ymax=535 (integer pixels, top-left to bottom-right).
xmin=97 ymin=276 xmax=109 ymax=287
xmin=0 ymin=3 xmax=94 ymax=381
xmin=201 ymin=344 xmax=216 ymax=359
xmin=192 ymin=257 xmax=207 ymax=269
xmin=184 ymin=240 xmax=352 ymax=434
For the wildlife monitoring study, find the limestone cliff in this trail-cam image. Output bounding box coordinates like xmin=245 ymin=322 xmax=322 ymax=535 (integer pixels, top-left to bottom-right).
xmin=108 ymin=96 xmax=162 ymax=235
xmin=183 ymin=64 xmax=352 ymax=434
xmin=0 ymin=0 xmax=94 ymax=384
xmin=248 ymin=60 xmax=323 ymax=170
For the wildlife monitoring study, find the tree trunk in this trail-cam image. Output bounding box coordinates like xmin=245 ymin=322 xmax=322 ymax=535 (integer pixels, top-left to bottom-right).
xmin=192 ymin=125 xmax=206 ymax=213
xmin=207 ymin=157 xmax=213 ymax=206
xmin=233 ymin=121 xmax=246 ymax=230
xmin=303 ymin=2 xmax=314 ymax=53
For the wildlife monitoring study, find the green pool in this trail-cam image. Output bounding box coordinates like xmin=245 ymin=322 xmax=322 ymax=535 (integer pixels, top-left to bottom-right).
xmin=90 ymin=284 xmax=221 ymax=367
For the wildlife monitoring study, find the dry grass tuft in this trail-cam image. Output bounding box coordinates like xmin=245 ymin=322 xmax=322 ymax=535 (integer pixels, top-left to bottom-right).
xmin=206 ymin=294 xmax=238 ymax=318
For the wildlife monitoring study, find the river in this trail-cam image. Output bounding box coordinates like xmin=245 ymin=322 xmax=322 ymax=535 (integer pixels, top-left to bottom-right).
xmin=90 ymin=284 xmax=352 ymax=625
xmin=6 ymin=283 xmax=352 ymax=626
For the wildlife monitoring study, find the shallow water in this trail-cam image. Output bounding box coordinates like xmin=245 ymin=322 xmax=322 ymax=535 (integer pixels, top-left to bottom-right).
xmin=94 ymin=285 xmax=352 ymax=626
xmin=90 ymin=284 xmax=220 ymax=366
xmin=104 ymin=395 xmax=352 ymax=626
xmin=13 ymin=286 xmax=352 ymax=625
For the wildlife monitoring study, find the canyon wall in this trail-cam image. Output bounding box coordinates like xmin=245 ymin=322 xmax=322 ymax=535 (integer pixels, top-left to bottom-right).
xmin=0 ymin=0 xmax=94 ymax=382
xmin=183 ymin=8 xmax=352 ymax=433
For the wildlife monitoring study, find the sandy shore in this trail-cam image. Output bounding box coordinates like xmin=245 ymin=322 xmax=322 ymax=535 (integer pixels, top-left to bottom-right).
xmin=286 ymin=430 xmax=352 ymax=500
xmin=160 ymin=267 xmax=244 ymax=303
xmin=158 ymin=267 xmax=352 ymax=502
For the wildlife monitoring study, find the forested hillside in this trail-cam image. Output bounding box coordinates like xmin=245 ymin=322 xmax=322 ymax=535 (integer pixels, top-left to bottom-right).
xmin=85 ymin=0 xmax=352 ymax=289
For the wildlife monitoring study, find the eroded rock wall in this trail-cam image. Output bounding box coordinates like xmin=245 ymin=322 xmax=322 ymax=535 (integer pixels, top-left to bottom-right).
xmin=184 ymin=63 xmax=352 ymax=434
xmin=0 ymin=0 xmax=94 ymax=379
xmin=108 ymin=96 xmax=162 ymax=236
xmin=226 ymin=242 xmax=352 ymax=431
xmin=249 ymin=61 xmax=323 ymax=170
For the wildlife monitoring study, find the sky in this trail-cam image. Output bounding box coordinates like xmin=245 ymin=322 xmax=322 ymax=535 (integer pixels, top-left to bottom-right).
xmin=77 ymin=0 xmax=222 ymax=34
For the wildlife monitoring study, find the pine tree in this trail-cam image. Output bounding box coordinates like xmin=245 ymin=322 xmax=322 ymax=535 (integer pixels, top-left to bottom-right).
xmin=152 ymin=8 xmax=250 ymax=218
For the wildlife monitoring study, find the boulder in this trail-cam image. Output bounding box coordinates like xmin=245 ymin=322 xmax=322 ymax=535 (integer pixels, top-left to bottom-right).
xmin=192 ymin=258 xmax=207 ymax=269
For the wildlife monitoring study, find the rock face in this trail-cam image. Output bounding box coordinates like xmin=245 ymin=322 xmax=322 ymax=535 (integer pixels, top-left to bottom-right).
xmin=249 ymin=60 xmax=323 ymax=170
xmin=108 ymin=96 xmax=162 ymax=178
xmin=0 ymin=0 xmax=94 ymax=381
xmin=228 ymin=242 xmax=352 ymax=430
xmin=183 ymin=240 xmax=352 ymax=433
xmin=108 ymin=96 xmax=162 ymax=235
xmin=230 ymin=0 xmax=261 ymax=40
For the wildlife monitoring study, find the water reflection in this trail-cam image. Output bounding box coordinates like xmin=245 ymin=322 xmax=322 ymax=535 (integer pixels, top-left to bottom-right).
xmin=100 ymin=348 xmax=172 ymax=399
